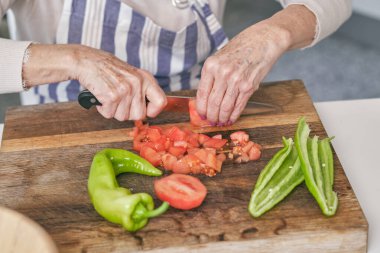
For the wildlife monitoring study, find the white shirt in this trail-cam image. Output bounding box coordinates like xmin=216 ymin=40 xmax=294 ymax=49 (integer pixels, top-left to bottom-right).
xmin=0 ymin=0 xmax=352 ymax=94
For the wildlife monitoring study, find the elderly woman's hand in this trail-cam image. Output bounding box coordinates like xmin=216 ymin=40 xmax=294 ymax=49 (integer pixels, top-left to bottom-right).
xmin=22 ymin=44 xmax=167 ymax=121
xmin=73 ymin=46 xmax=167 ymax=121
xmin=196 ymin=5 xmax=316 ymax=125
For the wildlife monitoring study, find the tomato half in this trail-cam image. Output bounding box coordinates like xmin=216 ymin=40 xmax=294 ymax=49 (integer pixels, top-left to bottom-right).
xmin=154 ymin=174 xmax=207 ymax=210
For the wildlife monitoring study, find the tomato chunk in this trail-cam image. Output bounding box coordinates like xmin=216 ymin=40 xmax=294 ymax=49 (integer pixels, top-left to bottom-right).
xmin=203 ymin=138 xmax=227 ymax=149
xmin=154 ymin=174 xmax=207 ymax=210
xmin=230 ymin=131 xmax=249 ymax=144
xmin=140 ymin=146 xmax=161 ymax=166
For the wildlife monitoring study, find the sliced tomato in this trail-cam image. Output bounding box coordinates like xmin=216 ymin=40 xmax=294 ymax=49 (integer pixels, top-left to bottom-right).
xmin=230 ymin=131 xmax=249 ymax=144
xmin=216 ymin=153 xmax=227 ymax=162
xmin=242 ymin=141 xmax=254 ymax=153
xmin=146 ymin=127 xmax=161 ymax=142
xmin=168 ymin=146 xmax=186 ymax=157
xmin=203 ymin=138 xmax=227 ymax=149
xmin=249 ymin=145 xmax=262 ymax=161
xmin=187 ymin=133 xmax=200 ymax=148
xmin=198 ymin=134 xmax=210 ymax=145
xmin=188 ymin=99 xmax=212 ymax=127
xmin=166 ymin=126 xmax=187 ymax=141
xmin=205 ymin=152 xmax=217 ymax=170
xmin=161 ymin=153 xmax=178 ymax=171
xmin=173 ymin=140 xmax=188 ymax=148
xmin=154 ymin=174 xmax=207 ymax=210
xmin=140 ymin=146 xmax=161 ymax=166
xmin=187 ymin=148 xmax=201 ymax=155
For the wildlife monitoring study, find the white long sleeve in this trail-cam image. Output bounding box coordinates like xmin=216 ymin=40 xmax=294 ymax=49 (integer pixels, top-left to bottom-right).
xmin=0 ymin=38 xmax=31 ymax=93
xmin=277 ymin=0 xmax=352 ymax=47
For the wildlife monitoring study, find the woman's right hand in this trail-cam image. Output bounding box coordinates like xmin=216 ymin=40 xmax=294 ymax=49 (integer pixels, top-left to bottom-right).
xmin=23 ymin=44 xmax=167 ymax=121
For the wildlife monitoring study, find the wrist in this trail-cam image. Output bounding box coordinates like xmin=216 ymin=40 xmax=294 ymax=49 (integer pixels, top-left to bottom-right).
xmin=264 ymin=4 xmax=316 ymax=50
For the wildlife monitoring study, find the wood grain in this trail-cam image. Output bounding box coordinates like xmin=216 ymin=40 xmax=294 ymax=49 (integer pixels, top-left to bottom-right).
xmin=0 ymin=80 xmax=368 ymax=252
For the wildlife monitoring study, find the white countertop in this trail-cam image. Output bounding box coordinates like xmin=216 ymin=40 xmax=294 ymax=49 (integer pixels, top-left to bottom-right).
xmin=0 ymin=99 xmax=379 ymax=252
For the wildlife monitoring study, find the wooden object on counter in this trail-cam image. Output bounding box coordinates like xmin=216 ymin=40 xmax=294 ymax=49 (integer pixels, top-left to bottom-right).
xmin=0 ymin=206 xmax=58 ymax=253
xmin=0 ymin=80 xmax=368 ymax=252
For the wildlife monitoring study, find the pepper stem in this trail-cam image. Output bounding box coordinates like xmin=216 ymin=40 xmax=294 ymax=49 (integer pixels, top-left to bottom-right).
xmin=143 ymin=202 xmax=170 ymax=218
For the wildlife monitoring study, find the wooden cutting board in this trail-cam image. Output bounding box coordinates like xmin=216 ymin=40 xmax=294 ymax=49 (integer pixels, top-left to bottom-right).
xmin=0 ymin=80 xmax=368 ymax=252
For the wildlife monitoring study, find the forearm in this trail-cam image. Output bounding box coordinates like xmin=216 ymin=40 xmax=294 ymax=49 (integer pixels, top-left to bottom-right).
xmin=261 ymin=4 xmax=317 ymax=51
xmin=22 ymin=44 xmax=80 ymax=89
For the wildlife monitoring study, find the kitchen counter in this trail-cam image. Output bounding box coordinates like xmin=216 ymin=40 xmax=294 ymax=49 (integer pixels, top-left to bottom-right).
xmin=0 ymin=98 xmax=378 ymax=252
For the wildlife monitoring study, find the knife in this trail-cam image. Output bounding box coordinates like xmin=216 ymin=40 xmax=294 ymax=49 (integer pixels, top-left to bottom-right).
xmin=78 ymin=89 xmax=280 ymax=115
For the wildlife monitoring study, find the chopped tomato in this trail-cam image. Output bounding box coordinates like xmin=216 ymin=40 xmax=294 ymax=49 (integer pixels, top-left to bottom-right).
xmin=173 ymin=140 xmax=188 ymax=148
xmin=129 ymin=127 xmax=139 ymax=137
xmin=242 ymin=141 xmax=254 ymax=153
xmin=187 ymin=133 xmax=200 ymax=148
xmin=230 ymin=131 xmax=249 ymax=144
xmin=198 ymin=134 xmax=210 ymax=145
xmin=189 ymin=99 xmax=212 ymax=127
xmin=203 ymin=138 xmax=227 ymax=149
xmin=134 ymin=120 xmax=144 ymax=128
xmin=217 ymin=153 xmax=227 ymax=162
xmin=154 ymin=174 xmax=207 ymax=210
xmin=166 ymin=126 xmax=187 ymax=141
xmin=146 ymin=128 xmax=161 ymax=142
xmin=140 ymin=146 xmax=161 ymax=166
xmin=248 ymin=145 xmax=262 ymax=161
xmin=161 ymin=153 xmax=177 ymax=171
xmin=168 ymin=146 xmax=187 ymax=157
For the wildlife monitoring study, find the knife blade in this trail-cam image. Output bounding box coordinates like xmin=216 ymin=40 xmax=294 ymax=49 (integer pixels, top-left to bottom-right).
xmin=78 ymin=89 xmax=280 ymax=115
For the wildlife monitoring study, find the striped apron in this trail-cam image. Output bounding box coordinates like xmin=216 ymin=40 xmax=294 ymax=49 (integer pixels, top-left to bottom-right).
xmin=24 ymin=0 xmax=228 ymax=104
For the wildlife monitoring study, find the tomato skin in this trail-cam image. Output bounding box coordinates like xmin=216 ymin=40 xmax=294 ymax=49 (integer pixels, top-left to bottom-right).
xmin=168 ymin=146 xmax=186 ymax=157
xmin=203 ymin=138 xmax=227 ymax=149
xmin=154 ymin=174 xmax=207 ymax=210
xmin=140 ymin=146 xmax=161 ymax=166
xmin=248 ymin=145 xmax=262 ymax=161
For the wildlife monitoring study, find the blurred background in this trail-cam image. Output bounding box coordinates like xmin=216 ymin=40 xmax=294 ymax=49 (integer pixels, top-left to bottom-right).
xmin=0 ymin=0 xmax=379 ymax=123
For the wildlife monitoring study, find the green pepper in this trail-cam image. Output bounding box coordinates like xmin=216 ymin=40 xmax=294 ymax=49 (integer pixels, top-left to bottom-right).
xmin=88 ymin=148 xmax=169 ymax=232
xmin=295 ymin=117 xmax=338 ymax=216
xmin=249 ymin=137 xmax=304 ymax=217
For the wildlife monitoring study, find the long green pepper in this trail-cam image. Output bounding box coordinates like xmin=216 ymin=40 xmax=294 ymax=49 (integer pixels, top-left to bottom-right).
xmin=295 ymin=117 xmax=338 ymax=216
xmin=249 ymin=138 xmax=304 ymax=217
xmin=88 ymin=148 xmax=169 ymax=232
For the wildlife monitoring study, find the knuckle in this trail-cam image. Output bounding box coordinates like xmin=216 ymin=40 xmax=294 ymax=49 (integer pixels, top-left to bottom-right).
xmin=203 ymin=57 xmax=219 ymax=73
xmin=106 ymin=91 xmax=119 ymax=103
xmin=239 ymin=82 xmax=254 ymax=94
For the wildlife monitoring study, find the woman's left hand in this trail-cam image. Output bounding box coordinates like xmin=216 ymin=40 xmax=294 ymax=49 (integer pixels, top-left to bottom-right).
xmin=196 ymin=5 xmax=316 ymax=126
xmin=195 ymin=23 xmax=288 ymax=126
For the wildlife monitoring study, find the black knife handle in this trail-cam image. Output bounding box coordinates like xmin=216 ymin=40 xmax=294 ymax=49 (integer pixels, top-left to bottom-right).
xmin=78 ymin=89 xmax=102 ymax=109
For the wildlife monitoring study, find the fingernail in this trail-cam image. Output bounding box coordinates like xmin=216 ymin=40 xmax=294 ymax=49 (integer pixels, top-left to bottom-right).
xmin=210 ymin=121 xmax=216 ymax=126
xmin=200 ymin=115 xmax=207 ymax=120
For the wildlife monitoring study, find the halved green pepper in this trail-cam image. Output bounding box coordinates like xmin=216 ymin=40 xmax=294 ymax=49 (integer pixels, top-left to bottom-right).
xmin=295 ymin=117 xmax=338 ymax=216
xmin=88 ymin=148 xmax=169 ymax=232
xmin=249 ymin=138 xmax=304 ymax=217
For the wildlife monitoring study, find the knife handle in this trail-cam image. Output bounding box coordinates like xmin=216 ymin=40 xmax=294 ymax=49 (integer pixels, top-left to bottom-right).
xmin=78 ymin=90 xmax=102 ymax=109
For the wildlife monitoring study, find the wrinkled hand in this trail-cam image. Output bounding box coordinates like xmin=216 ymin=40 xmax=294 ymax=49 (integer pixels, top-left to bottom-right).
xmin=75 ymin=46 xmax=167 ymax=121
xmin=196 ymin=23 xmax=289 ymax=125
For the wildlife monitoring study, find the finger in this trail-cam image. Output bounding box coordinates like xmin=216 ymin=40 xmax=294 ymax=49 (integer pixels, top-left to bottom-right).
xmin=218 ymin=82 xmax=239 ymax=124
xmin=196 ymin=71 xmax=214 ymax=118
xmin=96 ymin=103 xmax=118 ymax=119
xmin=206 ymin=76 xmax=227 ymax=124
xmin=229 ymin=92 xmax=251 ymax=124
xmin=129 ymin=81 xmax=146 ymax=120
xmin=145 ymin=81 xmax=167 ymax=118
xmin=113 ymin=90 xmax=133 ymax=121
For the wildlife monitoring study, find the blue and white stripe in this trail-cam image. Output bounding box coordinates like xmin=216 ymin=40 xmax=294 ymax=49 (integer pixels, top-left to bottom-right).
xmin=26 ymin=0 xmax=228 ymax=104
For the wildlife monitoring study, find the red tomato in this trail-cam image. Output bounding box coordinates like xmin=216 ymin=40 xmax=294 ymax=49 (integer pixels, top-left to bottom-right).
xmin=242 ymin=141 xmax=254 ymax=153
xmin=168 ymin=146 xmax=186 ymax=157
xmin=146 ymin=128 xmax=161 ymax=142
xmin=161 ymin=154 xmax=177 ymax=171
xmin=230 ymin=131 xmax=249 ymax=144
xmin=154 ymin=174 xmax=207 ymax=210
xmin=188 ymin=99 xmax=212 ymax=127
xmin=198 ymin=134 xmax=211 ymax=145
xmin=249 ymin=145 xmax=262 ymax=161
xmin=133 ymin=132 xmax=148 ymax=151
xmin=140 ymin=146 xmax=161 ymax=166
xmin=173 ymin=140 xmax=188 ymax=148
xmin=203 ymin=138 xmax=227 ymax=149
xmin=166 ymin=127 xmax=187 ymax=141
xmin=187 ymin=133 xmax=200 ymax=148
